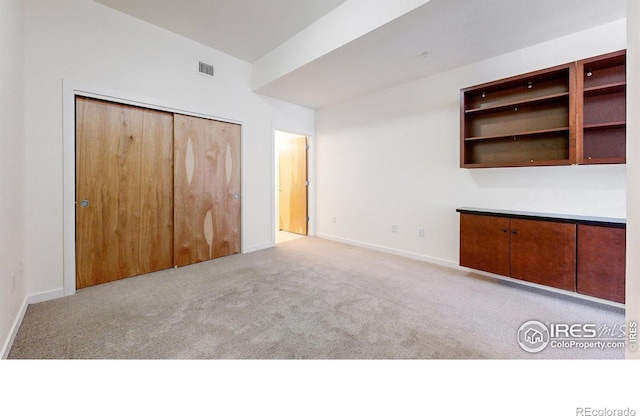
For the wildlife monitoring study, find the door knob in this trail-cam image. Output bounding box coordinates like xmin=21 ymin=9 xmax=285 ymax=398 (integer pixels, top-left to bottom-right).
xmin=80 ymin=200 xmax=89 ymax=207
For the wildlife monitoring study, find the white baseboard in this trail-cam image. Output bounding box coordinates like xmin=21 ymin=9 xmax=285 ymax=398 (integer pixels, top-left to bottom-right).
xmin=1 ymin=297 xmax=29 ymax=359
xmin=243 ymin=242 xmax=275 ymax=253
xmin=315 ymin=233 xmax=458 ymax=269
xmin=1 ymin=288 xmax=66 ymax=359
xmin=27 ymin=288 xmax=65 ymax=305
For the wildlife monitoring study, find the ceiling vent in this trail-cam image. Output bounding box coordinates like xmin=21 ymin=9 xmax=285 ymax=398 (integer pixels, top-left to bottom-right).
xmin=198 ymin=61 xmax=215 ymax=78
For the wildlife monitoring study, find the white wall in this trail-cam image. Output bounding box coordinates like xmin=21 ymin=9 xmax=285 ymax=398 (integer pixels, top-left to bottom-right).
xmin=22 ymin=0 xmax=314 ymax=299
xmin=316 ymin=20 xmax=627 ymax=268
xmin=0 ymin=0 xmax=26 ymax=357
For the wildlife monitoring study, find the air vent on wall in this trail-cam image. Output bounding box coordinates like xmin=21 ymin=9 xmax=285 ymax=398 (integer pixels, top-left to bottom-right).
xmin=198 ymin=61 xmax=215 ymax=78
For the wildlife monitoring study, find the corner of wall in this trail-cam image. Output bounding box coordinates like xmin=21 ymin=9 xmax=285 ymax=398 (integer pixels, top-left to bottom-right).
xmin=1 ymin=297 xmax=29 ymax=359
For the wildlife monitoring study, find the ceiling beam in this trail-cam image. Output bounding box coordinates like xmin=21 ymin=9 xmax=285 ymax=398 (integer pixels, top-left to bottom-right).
xmin=252 ymin=0 xmax=430 ymax=93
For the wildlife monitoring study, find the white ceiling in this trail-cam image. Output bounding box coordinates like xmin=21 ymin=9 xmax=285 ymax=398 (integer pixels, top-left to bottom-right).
xmin=96 ymin=0 xmax=627 ymax=109
xmin=96 ymin=0 xmax=347 ymax=62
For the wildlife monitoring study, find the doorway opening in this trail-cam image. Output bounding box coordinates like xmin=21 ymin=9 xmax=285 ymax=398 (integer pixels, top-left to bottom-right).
xmin=275 ymin=131 xmax=308 ymax=244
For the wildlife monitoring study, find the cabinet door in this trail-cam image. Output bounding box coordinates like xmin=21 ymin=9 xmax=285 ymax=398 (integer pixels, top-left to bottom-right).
xmin=577 ymin=225 xmax=625 ymax=303
xmin=510 ymin=219 xmax=576 ymax=291
xmin=460 ymin=214 xmax=510 ymax=276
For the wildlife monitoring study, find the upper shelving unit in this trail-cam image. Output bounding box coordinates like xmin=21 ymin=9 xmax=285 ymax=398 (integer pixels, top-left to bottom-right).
xmin=460 ymin=50 xmax=626 ymax=169
xmin=460 ymin=64 xmax=575 ymax=168
xmin=577 ymin=50 xmax=626 ymax=165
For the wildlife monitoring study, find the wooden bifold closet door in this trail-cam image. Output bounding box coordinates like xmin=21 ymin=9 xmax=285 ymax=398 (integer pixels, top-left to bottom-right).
xmin=173 ymin=114 xmax=241 ymax=267
xmin=75 ymin=97 xmax=174 ymax=288
xmin=76 ymin=97 xmax=241 ymax=289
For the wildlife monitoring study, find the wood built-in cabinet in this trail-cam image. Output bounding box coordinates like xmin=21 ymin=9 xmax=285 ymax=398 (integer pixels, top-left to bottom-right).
xmin=458 ymin=208 xmax=625 ymax=304
xmin=460 ymin=50 xmax=626 ymax=168
xmin=509 ymin=218 xmax=576 ymax=292
xmin=76 ymin=97 xmax=241 ymax=289
xmin=577 ymin=225 xmax=626 ymax=303
xmin=461 ymin=64 xmax=574 ymax=168
xmin=577 ymin=50 xmax=626 ymax=164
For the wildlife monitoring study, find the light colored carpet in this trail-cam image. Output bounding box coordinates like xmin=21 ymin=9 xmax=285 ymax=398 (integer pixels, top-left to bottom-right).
xmin=8 ymin=237 xmax=624 ymax=359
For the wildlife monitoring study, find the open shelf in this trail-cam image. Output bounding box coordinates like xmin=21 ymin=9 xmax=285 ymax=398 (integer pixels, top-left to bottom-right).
xmin=461 ymin=63 xmax=573 ymax=168
xmin=577 ymin=50 xmax=626 ymax=165
xmin=464 ymin=92 xmax=569 ymax=116
xmin=463 ymin=132 xmax=571 ymax=167
xmin=460 ymin=50 xmax=626 ymax=168
xmin=583 ymin=82 xmax=626 ymax=97
xmin=464 ymin=127 xmax=569 ymax=142
xmin=584 ymin=121 xmax=626 ymax=130
xmin=581 ymin=125 xmax=626 ymax=165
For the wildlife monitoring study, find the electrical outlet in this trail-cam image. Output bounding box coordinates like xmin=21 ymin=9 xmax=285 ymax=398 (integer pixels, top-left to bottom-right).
xmin=332 ymin=216 xmax=336 ymax=224
xmin=418 ymin=227 xmax=425 ymax=237
xmin=391 ymin=224 xmax=398 ymax=233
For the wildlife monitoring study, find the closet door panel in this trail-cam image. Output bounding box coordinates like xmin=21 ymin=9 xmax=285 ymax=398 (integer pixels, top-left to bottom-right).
xmin=174 ymin=114 xmax=241 ymax=267
xmin=139 ymin=110 xmax=175 ymax=272
xmin=75 ymin=97 xmax=174 ymax=288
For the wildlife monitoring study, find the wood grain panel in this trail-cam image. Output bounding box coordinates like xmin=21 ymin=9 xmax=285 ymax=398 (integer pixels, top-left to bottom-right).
xmin=577 ymin=225 xmax=625 ymax=303
xmin=582 ymin=52 xmax=626 ymax=89
xmin=76 ymin=97 xmax=174 ymax=288
xmin=174 ymin=114 xmax=241 ymax=267
xmin=582 ymin=127 xmax=626 ymax=162
xmin=459 ymin=214 xmax=510 ymax=276
xmin=466 ymin=133 xmax=570 ymax=165
xmin=279 ymin=136 xmax=308 ymax=235
xmin=465 ymin=76 xmax=569 ymax=111
xmin=467 ymin=102 xmax=569 ymax=139
xmin=583 ymin=92 xmax=626 ymax=126
xmin=509 ymin=219 xmax=576 ymax=291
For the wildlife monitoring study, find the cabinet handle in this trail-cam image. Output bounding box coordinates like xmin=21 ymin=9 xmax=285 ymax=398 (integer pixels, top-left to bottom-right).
xmin=512 ymin=230 xmax=518 ymax=235
xmin=502 ymin=228 xmax=508 ymax=233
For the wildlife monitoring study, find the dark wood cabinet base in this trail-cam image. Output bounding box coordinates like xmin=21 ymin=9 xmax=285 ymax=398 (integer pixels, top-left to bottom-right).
xmin=509 ymin=219 xmax=576 ymax=292
xmin=458 ymin=208 xmax=625 ymax=304
xmin=577 ymin=225 xmax=625 ymax=303
xmin=460 ymin=214 xmax=509 ymax=276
